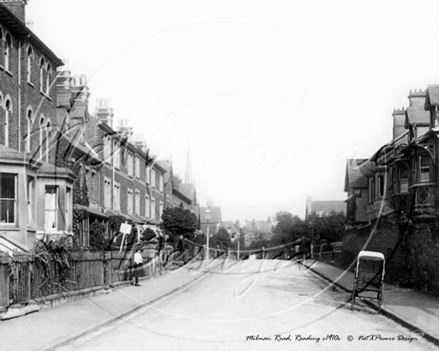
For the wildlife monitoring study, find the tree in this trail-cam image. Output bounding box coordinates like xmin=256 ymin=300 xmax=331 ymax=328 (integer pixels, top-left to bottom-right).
xmin=161 ymin=206 xmax=198 ymax=243
xmin=210 ymin=227 xmax=231 ymax=250
xmin=309 ymin=211 xmax=345 ymax=243
xmin=272 ymin=211 xmax=304 ymax=245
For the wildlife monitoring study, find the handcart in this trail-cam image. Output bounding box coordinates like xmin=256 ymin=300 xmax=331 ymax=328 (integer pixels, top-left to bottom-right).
xmin=351 ymin=250 xmax=385 ymax=312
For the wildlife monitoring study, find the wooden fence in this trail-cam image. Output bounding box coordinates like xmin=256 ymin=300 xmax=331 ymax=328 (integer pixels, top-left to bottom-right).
xmin=0 ymin=249 xmax=170 ymax=307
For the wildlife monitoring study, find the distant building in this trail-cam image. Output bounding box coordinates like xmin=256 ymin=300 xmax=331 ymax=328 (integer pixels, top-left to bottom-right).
xmin=305 ymin=197 xmax=346 ymax=219
xmin=243 ymin=218 xmax=273 ymax=247
xmin=200 ymin=206 xmax=222 ymax=236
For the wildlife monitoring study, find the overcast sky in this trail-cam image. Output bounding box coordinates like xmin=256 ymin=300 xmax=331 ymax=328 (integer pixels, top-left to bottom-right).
xmin=27 ymin=0 xmax=439 ymax=224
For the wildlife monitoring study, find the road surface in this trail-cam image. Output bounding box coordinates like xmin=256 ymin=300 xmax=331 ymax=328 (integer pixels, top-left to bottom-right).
xmin=57 ymin=259 xmax=436 ymax=351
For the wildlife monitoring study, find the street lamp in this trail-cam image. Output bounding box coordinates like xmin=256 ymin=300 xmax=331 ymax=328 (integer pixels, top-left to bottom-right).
xmin=205 ymin=209 xmax=210 ymax=267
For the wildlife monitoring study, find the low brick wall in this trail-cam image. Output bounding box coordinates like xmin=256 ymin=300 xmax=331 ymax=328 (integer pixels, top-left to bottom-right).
xmin=341 ymin=218 xmax=439 ymax=294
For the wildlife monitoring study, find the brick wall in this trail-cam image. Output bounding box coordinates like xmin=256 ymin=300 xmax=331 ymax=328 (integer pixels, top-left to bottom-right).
xmin=0 ymin=28 xmax=59 ymax=156
xmin=342 ymin=218 xmax=439 ymax=294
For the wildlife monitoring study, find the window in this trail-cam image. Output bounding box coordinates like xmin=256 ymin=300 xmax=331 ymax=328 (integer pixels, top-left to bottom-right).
xmin=159 ymin=174 xmax=164 ymax=192
xmin=135 ymin=156 xmax=140 ymax=178
xmin=399 ymin=168 xmax=408 ymax=193
xmin=113 ymin=141 xmax=120 ymax=169
xmin=376 ymin=174 xmax=385 ymax=198
xmin=152 ymin=198 xmax=156 ymax=219
xmin=419 ymin=155 xmax=430 ymax=182
xmin=128 ymin=152 xmax=133 ymax=177
xmin=145 ymin=195 xmax=150 ymax=218
xmin=159 ymin=201 xmax=163 ymax=218
xmin=27 ymin=46 xmax=34 ymax=83
xmin=39 ymin=116 xmax=45 ymax=160
xmin=135 ymin=190 xmax=140 ymax=215
xmin=26 ymin=108 xmax=33 ymax=152
xmin=104 ymin=177 xmax=112 ymax=208
xmin=46 ymin=63 xmax=52 ymax=95
xmin=44 ymin=186 xmax=58 ymax=231
xmin=0 ymin=173 xmax=17 ymax=224
xmin=113 ymin=182 xmax=120 ymax=211
xmin=27 ymin=176 xmax=35 ymax=228
xmin=39 ymin=57 xmax=46 ymax=92
xmin=151 ymin=168 xmax=156 ymax=188
xmin=46 ymin=120 xmax=51 ymax=162
xmin=127 ymin=188 xmax=133 ymax=215
xmin=66 ymin=187 xmax=72 ymax=232
xmin=4 ymin=98 xmax=11 ymax=147
xmin=4 ymin=33 xmax=11 ymax=72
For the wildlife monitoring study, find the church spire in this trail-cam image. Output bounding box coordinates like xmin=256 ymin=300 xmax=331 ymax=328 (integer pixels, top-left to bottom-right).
xmin=185 ymin=140 xmax=194 ymax=184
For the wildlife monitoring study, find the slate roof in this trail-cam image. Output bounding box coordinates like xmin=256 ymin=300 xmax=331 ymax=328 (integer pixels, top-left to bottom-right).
xmin=426 ymin=85 xmax=439 ymax=107
xmin=405 ymin=107 xmax=430 ymax=128
xmin=344 ymin=159 xmax=370 ymax=191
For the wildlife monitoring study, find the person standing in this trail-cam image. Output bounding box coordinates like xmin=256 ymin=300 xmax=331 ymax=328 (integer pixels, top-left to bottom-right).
xmin=132 ymin=248 xmax=143 ymax=286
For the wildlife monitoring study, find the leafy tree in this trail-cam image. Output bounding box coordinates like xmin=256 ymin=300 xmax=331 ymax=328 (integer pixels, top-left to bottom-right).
xmin=141 ymin=227 xmax=156 ymax=243
xmin=161 ymin=206 xmax=198 ymax=242
xmin=308 ymin=211 xmax=345 ymax=242
xmin=89 ymin=221 xmax=109 ymax=251
xmin=210 ymin=227 xmax=231 ymax=250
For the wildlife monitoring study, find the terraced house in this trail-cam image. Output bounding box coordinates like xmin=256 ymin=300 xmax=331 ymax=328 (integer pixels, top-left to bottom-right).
xmin=0 ymin=0 xmax=76 ymax=253
xmin=0 ymin=1 xmax=174 ymax=253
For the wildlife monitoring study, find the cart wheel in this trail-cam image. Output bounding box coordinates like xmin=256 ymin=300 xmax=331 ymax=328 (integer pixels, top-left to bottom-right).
xmin=377 ymin=288 xmax=383 ymax=313
xmin=351 ymin=283 xmax=357 ymax=311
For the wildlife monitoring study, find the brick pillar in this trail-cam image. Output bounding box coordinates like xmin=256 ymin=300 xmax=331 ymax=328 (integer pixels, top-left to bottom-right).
xmin=0 ymin=253 xmax=10 ymax=309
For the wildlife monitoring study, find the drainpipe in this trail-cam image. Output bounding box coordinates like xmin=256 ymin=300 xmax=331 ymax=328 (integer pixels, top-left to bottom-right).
xmin=18 ymin=39 xmax=22 ymax=152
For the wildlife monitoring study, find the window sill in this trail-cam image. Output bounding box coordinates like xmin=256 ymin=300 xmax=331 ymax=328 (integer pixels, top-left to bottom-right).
xmin=0 ymin=225 xmax=19 ymax=231
xmin=5 ymin=70 xmax=13 ymax=77
xmin=27 ymin=81 xmax=34 ymax=88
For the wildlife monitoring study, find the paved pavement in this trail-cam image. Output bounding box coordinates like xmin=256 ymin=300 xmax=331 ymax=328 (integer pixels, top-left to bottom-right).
xmin=301 ymin=259 xmax=439 ymax=345
xmin=1 ymin=258 xmax=220 ymax=351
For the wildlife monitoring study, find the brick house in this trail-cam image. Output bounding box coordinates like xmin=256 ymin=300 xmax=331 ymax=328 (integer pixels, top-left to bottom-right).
xmin=342 ymin=86 xmax=439 ymax=293
xmin=0 ymin=1 xmax=77 ymax=252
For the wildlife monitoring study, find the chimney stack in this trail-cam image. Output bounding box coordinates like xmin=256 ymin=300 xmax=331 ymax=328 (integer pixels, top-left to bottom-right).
xmin=0 ymin=0 xmax=28 ymax=23
xmin=408 ymin=89 xmax=426 ymax=108
xmin=95 ymin=99 xmax=114 ymax=128
xmin=392 ymin=108 xmax=406 ymax=139
xmin=116 ymin=119 xmax=133 ymax=142
xmin=132 ymin=133 xmax=147 ymax=152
